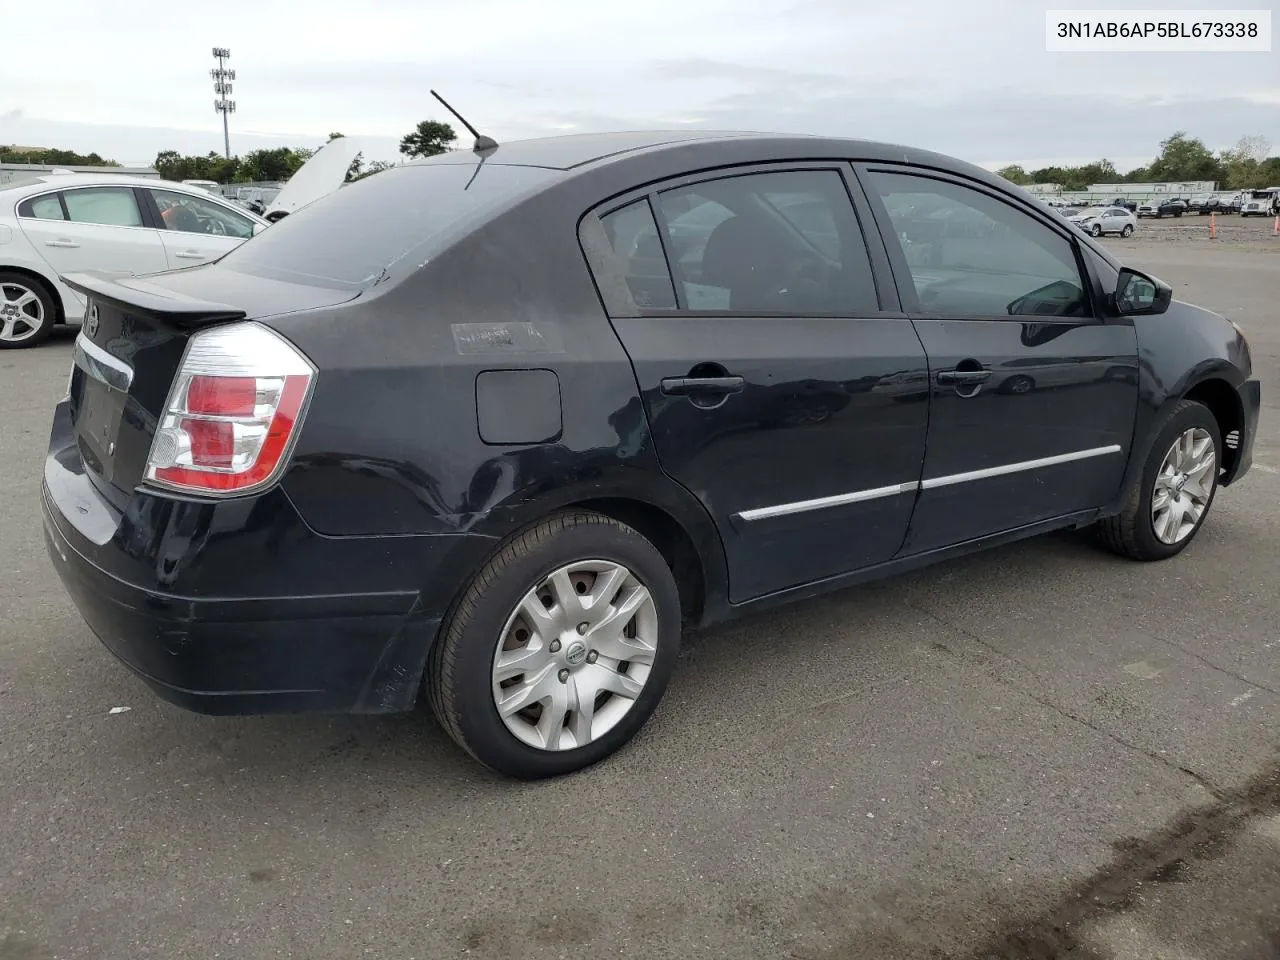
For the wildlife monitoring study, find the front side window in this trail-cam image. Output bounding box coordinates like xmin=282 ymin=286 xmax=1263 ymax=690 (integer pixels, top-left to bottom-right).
xmin=151 ymin=189 xmax=256 ymax=239
xmin=656 ymin=169 xmax=878 ymax=314
xmin=18 ymin=194 xmax=65 ymax=220
xmin=868 ymin=171 xmax=1090 ymax=319
xmin=62 ymin=187 xmax=143 ymax=228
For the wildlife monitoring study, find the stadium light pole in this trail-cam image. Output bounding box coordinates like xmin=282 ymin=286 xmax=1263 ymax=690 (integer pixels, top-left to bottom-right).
xmin=211 ymin=48 xmax=236 ymax=159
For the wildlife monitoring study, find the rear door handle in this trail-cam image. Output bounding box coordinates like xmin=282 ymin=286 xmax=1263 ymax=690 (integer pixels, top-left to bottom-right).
xmin=45 ymin=239 xmax=80 ymax=249
xmin=174 ymin=251 xmax=206 ymax=259
xmin=936 ymin=369 xmax=991 ymax=385
xmin=660 ymin=375 xmax=745 ymax=397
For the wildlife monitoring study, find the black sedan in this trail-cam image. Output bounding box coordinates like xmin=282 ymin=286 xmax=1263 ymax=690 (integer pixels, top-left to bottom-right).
xmin=43 ymin=131 xmax=1260 ymax=778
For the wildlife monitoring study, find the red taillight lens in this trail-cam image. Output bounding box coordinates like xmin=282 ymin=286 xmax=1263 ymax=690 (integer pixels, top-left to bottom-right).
xmin=186 ymin=375 xmax=258 ymax=417
xmin=144 ymin=323 xmax=315 ymax=496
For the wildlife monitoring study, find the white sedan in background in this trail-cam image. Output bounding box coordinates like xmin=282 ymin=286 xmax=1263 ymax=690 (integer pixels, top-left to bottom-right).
xmin=0 ymin=137 xmax=358 ymax=348
xmin=1067 ymin=205 xmax=1136 ymax=238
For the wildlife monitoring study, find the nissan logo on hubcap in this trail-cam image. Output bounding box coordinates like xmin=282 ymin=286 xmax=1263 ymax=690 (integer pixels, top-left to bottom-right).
xmin=565 ymin=641 xmax=587 ymax=666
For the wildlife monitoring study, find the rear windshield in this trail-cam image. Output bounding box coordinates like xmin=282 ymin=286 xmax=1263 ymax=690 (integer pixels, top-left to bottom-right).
xmin=218 ymin=162 xmax=557 ymax=290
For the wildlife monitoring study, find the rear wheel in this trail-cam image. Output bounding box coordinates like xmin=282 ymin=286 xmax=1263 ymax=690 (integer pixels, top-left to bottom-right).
xmin=1095 ymin=400 xmax=1221 ymax=561
xmin=427 ymin=510 xmax=682 ymax=778
xmin=0 ymin=272 xmax=56 ymax=349
xmin=1121 ymin=224 xmax=1134 ymax=237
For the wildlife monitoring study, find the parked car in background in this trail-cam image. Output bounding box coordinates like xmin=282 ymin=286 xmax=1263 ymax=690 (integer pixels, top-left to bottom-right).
xmin=181 ymin=179 xmax=224 ymax=196
xmin=42 ymin=130 xmax=1260 ymax=778
xmin=1241 ymin=188 xmax=1279 ymax=217
xmin=1067 ymin=205 xmax=1136 ymax=237
xmin=1136 ymin=198 xmax=1186 ymax=218
xmin=0 ymin=141 xmax=355 ymax=348
xmin=1110 ymin=198 xmax=1138 ymax=212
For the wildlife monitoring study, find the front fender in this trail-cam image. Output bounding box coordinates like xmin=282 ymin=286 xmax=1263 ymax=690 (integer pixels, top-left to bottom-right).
xmin=1103 ymin=301 xmax=1252 ymax=514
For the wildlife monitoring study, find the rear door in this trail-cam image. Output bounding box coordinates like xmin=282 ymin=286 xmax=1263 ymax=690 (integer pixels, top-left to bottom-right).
xmin=143 ymin=187 xmax=259 ymax=268
xmin=857 ymin=166 xmax=1139 ymax=554
xmin=582 ymin=164 xmax=930 ymax=603
xmin=17 ymin=185 xmax=168 ymax=280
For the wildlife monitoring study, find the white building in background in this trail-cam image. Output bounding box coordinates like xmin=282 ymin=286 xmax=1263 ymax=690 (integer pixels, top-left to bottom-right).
xmin=1089 ymin=181 xmax=1217 ymax=195
xmin=0 ymin=161 xmax=159 ymax=185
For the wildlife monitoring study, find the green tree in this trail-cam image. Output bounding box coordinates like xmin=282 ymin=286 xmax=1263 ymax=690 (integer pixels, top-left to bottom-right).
xmin=237 ymin=147 xmax=309 ymax=182
xmin=0 ymin=146 xmax=119 ymax=166
xmin=995 ymin=164 xmax=1032 ymax=185
xmin=1148 ymin=132 xmax=1223 ymax=182
xmin=399 ymin=120 xmax=456 ymax=159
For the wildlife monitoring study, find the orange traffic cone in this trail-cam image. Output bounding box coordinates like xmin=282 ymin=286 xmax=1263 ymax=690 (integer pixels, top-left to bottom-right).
xmin=1210 ymin=212 xmax=1217 ymax=239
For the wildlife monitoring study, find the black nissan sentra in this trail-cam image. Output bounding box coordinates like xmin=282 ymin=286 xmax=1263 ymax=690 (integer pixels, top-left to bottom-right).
xmin=43 ymin=131 xmax=1260 ymax=778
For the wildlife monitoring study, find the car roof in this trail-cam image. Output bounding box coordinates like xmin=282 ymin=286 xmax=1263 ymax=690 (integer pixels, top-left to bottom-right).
xmin=405 ymin=129 xmax=986 ymax=178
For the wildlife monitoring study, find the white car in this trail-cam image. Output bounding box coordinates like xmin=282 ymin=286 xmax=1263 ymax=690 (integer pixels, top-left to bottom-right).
xmin=0 ymin=137 xmax=359 ymax=348
xmin=1067 ymin=205 xmax=1136 ymax=238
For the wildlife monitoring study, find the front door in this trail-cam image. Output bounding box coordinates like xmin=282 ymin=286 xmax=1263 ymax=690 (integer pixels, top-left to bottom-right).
xmin=860 ymin=167 xmax=1139 ymax=554
xmin=18 ymin=186 xmax=169 ymax=282
xmin=587 ymin=166 xmax=931 ymax=602
xmin=144 ymin=187 xmax=259 ymax=269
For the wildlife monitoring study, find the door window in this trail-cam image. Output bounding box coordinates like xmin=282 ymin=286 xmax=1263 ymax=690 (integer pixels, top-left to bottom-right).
xmin=598 ymin=199 xmax=677 ymax=309
xmin=151 ymin=189 xmax=256 ymax=239
xmin=18 ymin=194 xmax=65 ymax=220
xmin=62 ymin=187 xmax=144 ymax=227
xmin=867 ymin=171 xmax=1090 ymax=319
xmin=656 ymin=170 xmax=878 ymax=314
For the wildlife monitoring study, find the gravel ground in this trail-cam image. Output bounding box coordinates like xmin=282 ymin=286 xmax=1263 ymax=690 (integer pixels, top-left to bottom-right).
xmin=0 ymin=223 xmax=1277 ymax=960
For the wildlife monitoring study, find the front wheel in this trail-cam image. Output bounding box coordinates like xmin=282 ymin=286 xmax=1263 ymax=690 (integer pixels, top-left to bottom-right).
xmin=1094 ymin=399 xmax=1221 ymax=561
xmin=1091 ymin=224 xmax=1103 ymax=237
xmin=427 ymin=510 xmax=682 ymax=778
xmin=1121 ymin=224 xmax=1134 ymax=237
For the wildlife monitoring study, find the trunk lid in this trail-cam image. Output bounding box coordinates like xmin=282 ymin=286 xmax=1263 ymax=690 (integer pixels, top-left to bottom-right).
xmin=61 ymin=267 xmax=358 ymax=504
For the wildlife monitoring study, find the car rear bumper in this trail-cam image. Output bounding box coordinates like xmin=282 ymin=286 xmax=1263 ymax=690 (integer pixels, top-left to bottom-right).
xmin=41 ymin=408 xmax=493 ymax=715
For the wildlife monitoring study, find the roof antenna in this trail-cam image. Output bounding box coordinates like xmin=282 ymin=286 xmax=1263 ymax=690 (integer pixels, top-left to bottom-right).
xmin=430 ymin=90 xmax=498 ymax=154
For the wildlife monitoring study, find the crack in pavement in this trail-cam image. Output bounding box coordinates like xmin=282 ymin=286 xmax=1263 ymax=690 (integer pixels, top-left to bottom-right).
xmin=904 ymin=600 xmax=1224 ymax=797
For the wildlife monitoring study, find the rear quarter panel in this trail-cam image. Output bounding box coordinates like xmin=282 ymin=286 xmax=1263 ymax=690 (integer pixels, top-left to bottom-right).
xmin=264 ymin=174 xmax=729 ymax=612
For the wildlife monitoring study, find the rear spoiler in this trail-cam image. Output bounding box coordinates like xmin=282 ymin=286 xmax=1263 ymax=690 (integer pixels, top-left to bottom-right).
xmin=61 ymin=271 xmax=247 ymax=328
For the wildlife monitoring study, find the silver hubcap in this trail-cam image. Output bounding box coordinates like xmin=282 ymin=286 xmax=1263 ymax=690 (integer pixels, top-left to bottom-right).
xmin=491 ymin=560 xmax=658 ymax=752
xmin=0 ymin=282 xmax=45 ymax=342
xmin=1151 ymin=427 xmax=1216 ymax=544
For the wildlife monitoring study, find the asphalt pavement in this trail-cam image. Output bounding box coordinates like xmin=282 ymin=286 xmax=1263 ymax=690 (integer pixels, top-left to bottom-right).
xmin=1 ymin=218 xmax=1277 ymax=959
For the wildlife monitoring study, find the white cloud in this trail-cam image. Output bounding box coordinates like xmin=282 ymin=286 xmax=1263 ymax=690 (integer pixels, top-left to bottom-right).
xmin=1 ymin=0 xmax=1275 ymax=169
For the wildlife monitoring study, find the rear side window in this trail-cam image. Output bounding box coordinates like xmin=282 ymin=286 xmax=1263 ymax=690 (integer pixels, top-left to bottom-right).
xmin=217 ymin=163 xmax=557 ymax=290
xmin=599 ymin=199 xmax=677 ymax=309
xmin=18 ymin=194 xmax=65 ymax=220
xmin=63 ymin=187 xmax=144 ymax=227
xmin=656 ymin=169 xmax=878 ymax=314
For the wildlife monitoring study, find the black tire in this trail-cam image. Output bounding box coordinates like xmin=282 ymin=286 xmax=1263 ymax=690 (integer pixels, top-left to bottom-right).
xmin=0 ymin=271 xmax=57 ymax=349
xmin=427 ymin=510 xmax=682 ymax=778
xmin=1095 ymin=399 xmax=1221 ymax=562
xmin=1091 ymin=224 xmax=1103 ymax=237
xmin=1121 ymin=224 xmax=1134 ymax=237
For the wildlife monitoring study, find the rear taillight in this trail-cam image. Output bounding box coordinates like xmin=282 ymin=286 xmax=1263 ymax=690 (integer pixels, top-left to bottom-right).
xmin=144 ymin=322 xmax=315 ymax=496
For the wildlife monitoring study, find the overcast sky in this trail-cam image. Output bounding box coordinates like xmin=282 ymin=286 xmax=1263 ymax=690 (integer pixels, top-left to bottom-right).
xmin=2 ymin=0 xmax=1276 ymax=172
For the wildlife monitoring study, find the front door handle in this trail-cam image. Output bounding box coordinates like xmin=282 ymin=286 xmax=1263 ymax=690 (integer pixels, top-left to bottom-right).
xmin=936 ymin=369 xmax=991 ymax=385
xmin=661 ymin=375 xmax=745 ymax=397
xmin=45 ymin=239 xmax=80 ymax=249
xmin=174 ymin=250 xmax=206 ymax=259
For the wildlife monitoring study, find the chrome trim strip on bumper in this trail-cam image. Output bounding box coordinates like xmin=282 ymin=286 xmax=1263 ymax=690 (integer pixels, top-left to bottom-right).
xmin=736 ymin=481 xmax=917 ymax=522
xmin=919 ymin=444 xmax=1123 ymax=490
xmin=735 ymin=444 xmax=1123 ymax=522
xmin=73 ymin=333 xmax=134 ymax=392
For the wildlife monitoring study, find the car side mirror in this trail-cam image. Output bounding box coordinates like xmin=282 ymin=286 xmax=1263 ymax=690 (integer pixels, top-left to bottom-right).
xmin=1114 ymin=267 xmax=1172 ymax=316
